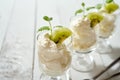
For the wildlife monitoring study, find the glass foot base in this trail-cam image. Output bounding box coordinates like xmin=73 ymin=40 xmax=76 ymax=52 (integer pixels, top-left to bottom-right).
xmin=39 ymin=72 xmax=70 ymax=80
xmin=40 ymin=74 xmax=61 ymax=80
xmin=71 ymin=54 xmax=95 ymax=72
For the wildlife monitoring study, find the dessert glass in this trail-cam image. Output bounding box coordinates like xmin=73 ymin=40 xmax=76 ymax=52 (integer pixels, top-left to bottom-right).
xmin=95 ymin=13 xmax=117 ymax=53
xmin=37 ymin=31 xmax=71 ymax=80
xmin=69 ymin=16 xmax=97 ymax=72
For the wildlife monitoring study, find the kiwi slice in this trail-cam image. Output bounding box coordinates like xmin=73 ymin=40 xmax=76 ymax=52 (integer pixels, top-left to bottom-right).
xmin=105 ymin=2 xmax=119 ymax=13
xmin=51 ymin=27 xmax=72 ymax=44
xmin=87 ymin=12 xmax=104 ymax=28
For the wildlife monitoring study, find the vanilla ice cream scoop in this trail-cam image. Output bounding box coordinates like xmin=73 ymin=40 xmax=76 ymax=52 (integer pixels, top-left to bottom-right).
xmin=70 ymin=18 xmax=96 ymax=51
xmin=95 ymin=13 xmax=116 ymax=38
xmin=37 ymin=33 xmax=71 ymax=76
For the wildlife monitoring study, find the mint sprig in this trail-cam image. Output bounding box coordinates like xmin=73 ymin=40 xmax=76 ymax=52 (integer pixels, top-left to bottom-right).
xmin=38 ymin=16 xmax=53 ymax=36
xmin=38 ymin=16 xmax=64 ymax=36
xmin=74 ymin=0 xmax=118 ymax=16
xmin=106 ymin=0 xmax=113 ymax=3
xmin=42 ymin=16 xmax=53 ymax=35
xmin=75 ymin=2 xmax=86 ymax=16
xmin=81 ymin=2 xmax=85 ymax=7
xmin=38 ymin=26 xmax=50 ymax=32
xmin=96 ymin=4 xmax=102 ymax=10
xmin=86 ymin=7 xmax=95 ymax=11
xmin=54 ymin=25 xmax=63 ymax=28
xmin=43 ymin=16 xmax=53 ymax=21
xmin=75 ymin=9 xmax=83 ymax=16
xmin=75 ymin=2 xmax=101 ymax=16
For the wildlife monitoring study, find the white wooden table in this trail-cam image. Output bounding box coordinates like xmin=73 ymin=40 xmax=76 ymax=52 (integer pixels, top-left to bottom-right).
xmin=0 ymin=0 xmax=120 ymax=80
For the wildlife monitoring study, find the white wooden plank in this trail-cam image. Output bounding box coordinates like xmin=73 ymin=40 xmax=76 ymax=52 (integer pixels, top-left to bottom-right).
xmin=0 ymin=0 xmax=15 ymax=50
xmin=0 ymin=0 xmax=35 ymax=80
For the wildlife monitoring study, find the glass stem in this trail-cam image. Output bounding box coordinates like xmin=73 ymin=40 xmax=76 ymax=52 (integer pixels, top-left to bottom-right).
xmin=72 ymin=51 xmax=95 ymax=72
xmin=98 ymin=38 xmax=111 ymax=48
xmin=97 ymin=38 xmax=112 ymax=53
xmin=48 ymin=21 xmax=52 ymax=35
xmin=76 ymin=51 xmax=93 ymax=66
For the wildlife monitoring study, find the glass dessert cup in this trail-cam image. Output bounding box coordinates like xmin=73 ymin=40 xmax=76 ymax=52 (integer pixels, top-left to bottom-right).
xmin=94 ymin=13 xmax=117 ymax=54
xmin=37 ymin=32 xmax=71 ymax=80
xmin=69 ymin=37 xmax=96 ymax=72
xmin=69 ymin=17 xmax=97 ymax=72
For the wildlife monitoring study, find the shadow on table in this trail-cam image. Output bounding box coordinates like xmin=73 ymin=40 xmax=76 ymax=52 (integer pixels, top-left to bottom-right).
xmin=90 ymin=47 xmax=120 ymax=80
xmin=89 ymin=61 xmax=120 ymax=80
xmin=88 ymin=64 xmax=107 ymax=80
xmin=70 ymin=63 xmax=106 ymax=80
xmin=108 ymin=47 xmax=120 ymax=59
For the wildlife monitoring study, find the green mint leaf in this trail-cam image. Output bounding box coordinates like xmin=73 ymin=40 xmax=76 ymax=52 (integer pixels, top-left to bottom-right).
xmin=86 ymin=6 xmax=95 ymax=11
xmin=75 ymin=9 xmax=83 ymax=15
xmin=49 ymin=17 xmax=53 ymax=21
xmin=81 ymin=2 xmax=85 ymax=7
xmin=106 ymin=0 xmax=113 ymax=3
xmin=38 ymin=26 xmax=50 ymax=32
xmin=43 ymin=16 xmax=53 ymax=21
xmin=54 ymin=25 xmax=63 ymax=28
xmin=96 ymin=4 xmax=102 ymax=10
xmin=43 ymin=16 xmax=49 ymax=21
